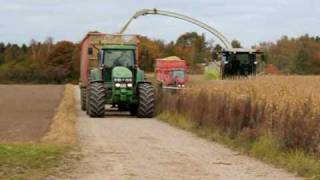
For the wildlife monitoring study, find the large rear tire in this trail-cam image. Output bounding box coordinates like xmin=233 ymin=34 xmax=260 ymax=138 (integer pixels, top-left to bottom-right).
xmin=137 ymin=83 xmax=155 ymax=118
xmin=80 ymin=87 xmax=86 ymax=111
xmin=87 ymin=83 xmax=106 ymax=118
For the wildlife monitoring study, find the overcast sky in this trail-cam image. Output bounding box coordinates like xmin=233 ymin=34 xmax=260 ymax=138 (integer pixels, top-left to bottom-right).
xmin=0 ymin=0 xmax=319 ymax=47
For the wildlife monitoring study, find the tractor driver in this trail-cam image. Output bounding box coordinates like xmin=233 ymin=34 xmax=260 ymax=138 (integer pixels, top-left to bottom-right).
xmin=114 ymin=52 xmax=132 ymax=67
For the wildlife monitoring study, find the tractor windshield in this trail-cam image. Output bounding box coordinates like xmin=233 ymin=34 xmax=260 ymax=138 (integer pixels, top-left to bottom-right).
xmin=170 ymin=70 xmax=185 ymax=79
xmin=223 ymin=52 xmax=256 ymax=76
xmin=228 ymin=53 xmax=251 ymax=65
xmin=104 ymin=50 xmax=134 ymax=68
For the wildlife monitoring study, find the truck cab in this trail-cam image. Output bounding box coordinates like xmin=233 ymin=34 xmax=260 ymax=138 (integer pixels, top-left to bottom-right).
xmin=155 ymin=57 xmax=188 ymax=88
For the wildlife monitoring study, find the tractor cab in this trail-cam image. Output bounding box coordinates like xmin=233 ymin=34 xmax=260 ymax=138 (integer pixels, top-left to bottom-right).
xmin=155 ymin=57 xmax=188 ymax=88
xmin=169 ymin=69 xmax=186 ymax=86
xmin=97 ymin=45 xmax=137 ymax=104
xmin=100 ymin=45 xmax=136 ymax=83
xmin=220 ymin=48 xmax=262 ymax=78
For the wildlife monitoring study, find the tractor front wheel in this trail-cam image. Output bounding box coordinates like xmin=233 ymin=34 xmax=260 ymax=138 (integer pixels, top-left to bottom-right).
xmin=137 ymin=83 xmax=155 ymax=118
xmin=87 ymin=83 xmax=106 ymax=118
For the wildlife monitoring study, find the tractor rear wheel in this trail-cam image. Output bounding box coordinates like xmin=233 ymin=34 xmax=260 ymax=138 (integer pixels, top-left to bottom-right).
xmin=137 ymin=83 xmax=155 ymax=118
xmin=87 ymin=83 xmax=106 ymax=118
xmin=80 ymin=87 xmax=86 ymax=111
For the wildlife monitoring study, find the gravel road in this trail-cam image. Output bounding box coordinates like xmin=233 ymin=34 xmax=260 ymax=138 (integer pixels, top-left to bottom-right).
xmin=68 ymin=87 xmax=301 ymax=180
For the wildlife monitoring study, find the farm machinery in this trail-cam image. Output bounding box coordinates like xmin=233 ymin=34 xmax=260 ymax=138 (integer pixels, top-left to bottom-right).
xmin=219 ymin=48 xmax=262 ymax=78
xmin=79 ymin=32 xmax=155 ymax=118
xmin=120 ymin=8 xmax=263 ymax=78
xmin=155 ymin=57 xmax=188 ymax=89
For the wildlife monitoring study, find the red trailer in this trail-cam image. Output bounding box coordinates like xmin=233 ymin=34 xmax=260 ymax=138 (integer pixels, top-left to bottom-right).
xmin=79 ymin=31 xmax=106 ymax=88
xmin=155 ymin=57 xmax=188 ymax=88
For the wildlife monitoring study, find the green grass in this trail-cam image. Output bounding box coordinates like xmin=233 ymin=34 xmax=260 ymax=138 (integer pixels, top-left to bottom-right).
xmin=158 ymin=111 xmax=320 ymax=179
xmin=0 ymin=144 xmax=70 ymax=180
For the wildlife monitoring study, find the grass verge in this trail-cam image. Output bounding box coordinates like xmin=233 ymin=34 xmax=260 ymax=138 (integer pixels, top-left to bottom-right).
xmin=42 ymin=84 xmax=77 ymax=144
xmin=158 ymin=111 xmax=320 ymax=179
xmin=0 ymin=144 xmax=68 ymax=180
xmin=0 ymin=84 xmax=77 ymax=180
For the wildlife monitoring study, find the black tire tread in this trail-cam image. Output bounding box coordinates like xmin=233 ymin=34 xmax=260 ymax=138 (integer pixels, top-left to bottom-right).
xmin=137 ymin=83 xmax=155 ymax=118
xmin=87 ymin=83 xmax=106 ymax=117
xmin=80 ymin=88 xmax=87 ymax=111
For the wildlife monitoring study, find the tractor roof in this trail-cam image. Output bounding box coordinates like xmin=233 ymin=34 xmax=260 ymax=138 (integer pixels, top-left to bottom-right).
xmin=102 ymin=44 xmax=136 ymax=50
xmin=221 ymin=48 xmax=263 ymax=54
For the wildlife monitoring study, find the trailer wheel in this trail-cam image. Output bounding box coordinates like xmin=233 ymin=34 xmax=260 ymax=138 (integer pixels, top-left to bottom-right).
xmin=87 ymin=83 xmax=106 ymax=118
xmin=137 ymin=83 xmax=155 ymax=118
xmin=80 ymin=87 xmax=87 ymax=111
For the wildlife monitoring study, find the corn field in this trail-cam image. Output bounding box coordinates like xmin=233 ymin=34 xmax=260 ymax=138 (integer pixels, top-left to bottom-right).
xmin=158 ymin=76 xmax=320 ymax=154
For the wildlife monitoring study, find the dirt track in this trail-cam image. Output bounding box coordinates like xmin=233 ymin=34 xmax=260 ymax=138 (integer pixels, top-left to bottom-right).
xmin=0 ymin=85 xmax=64 ymax=142
xmin=67 ymin=87 xmax=301 ymax=180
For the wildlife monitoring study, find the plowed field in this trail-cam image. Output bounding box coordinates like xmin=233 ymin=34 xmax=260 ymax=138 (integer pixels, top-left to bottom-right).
xmin=0 ymin=85 xmax=64 ymax=142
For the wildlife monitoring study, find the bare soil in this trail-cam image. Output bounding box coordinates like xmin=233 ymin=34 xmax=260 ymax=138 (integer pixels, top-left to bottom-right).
xmin=62 ymin=87 xmax=301 ymax=180
xmin=0 ymin=85 xmax=64 ymax=142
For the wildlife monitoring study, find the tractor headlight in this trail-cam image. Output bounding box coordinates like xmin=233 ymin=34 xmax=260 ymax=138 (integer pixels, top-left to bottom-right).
xmin=127 ymin=83 xmax=133 ymax=88
xmin=224 ymin=61 xmax=229 ymax=64
xmin=114 ymin=78 xmax=122 ymax=82
xmin=115 ymin=83 xmax=121 ymax=87
xmin=125 ymin=78 xmax=132 ymax=82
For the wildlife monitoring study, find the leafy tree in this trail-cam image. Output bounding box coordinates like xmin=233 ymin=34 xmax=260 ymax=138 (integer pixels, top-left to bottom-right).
xmin=231 ymin=40 xmax=242 ymax=48
xmin=212 ymin=44 xmax=223 ymax=61
xmin=162 ymin=41 xmax=175 ymax=57
xmin=176 ymin=32 xmax=211 ymax=64
xmin=138 ymin=36 xmax=163 ymax=72
xmin=264 ymin=35 xmax=320 ymax=74
xmin=46 ymin=41 xmax=75 ymax=81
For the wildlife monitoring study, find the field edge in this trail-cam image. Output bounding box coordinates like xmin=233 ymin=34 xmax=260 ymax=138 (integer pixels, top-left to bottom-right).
xmin=42 ymin=84 xmax=77 ymax=144
xmin=0 ymin=84 xmax=78 ymax=180
xmin=158 ymin=111 xmax=320 ymax=179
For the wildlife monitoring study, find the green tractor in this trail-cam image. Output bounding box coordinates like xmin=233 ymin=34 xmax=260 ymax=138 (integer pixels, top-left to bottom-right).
xmin=80 ymin=33 xmax=155 ymax=118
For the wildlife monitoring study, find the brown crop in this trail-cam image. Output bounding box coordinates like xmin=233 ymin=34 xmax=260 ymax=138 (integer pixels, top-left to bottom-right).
xmin=159 ymin=76 xmax=320 ymax=154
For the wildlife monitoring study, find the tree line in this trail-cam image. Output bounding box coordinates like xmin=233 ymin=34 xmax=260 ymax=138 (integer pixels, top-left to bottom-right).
xmin=0 ymin=33 xmax=319 ymax=83
xmin=0 ymin=38 xmax=80 ymax=83
xmin=260 ymin=35 xmax=320 ymax=74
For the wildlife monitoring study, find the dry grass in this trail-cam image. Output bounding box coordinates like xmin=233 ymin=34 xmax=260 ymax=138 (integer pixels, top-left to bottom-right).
xmin=158 ymin=75 xmax=320 ymax=177
xmin=42 ymin=84 xmax=77 ymax=145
